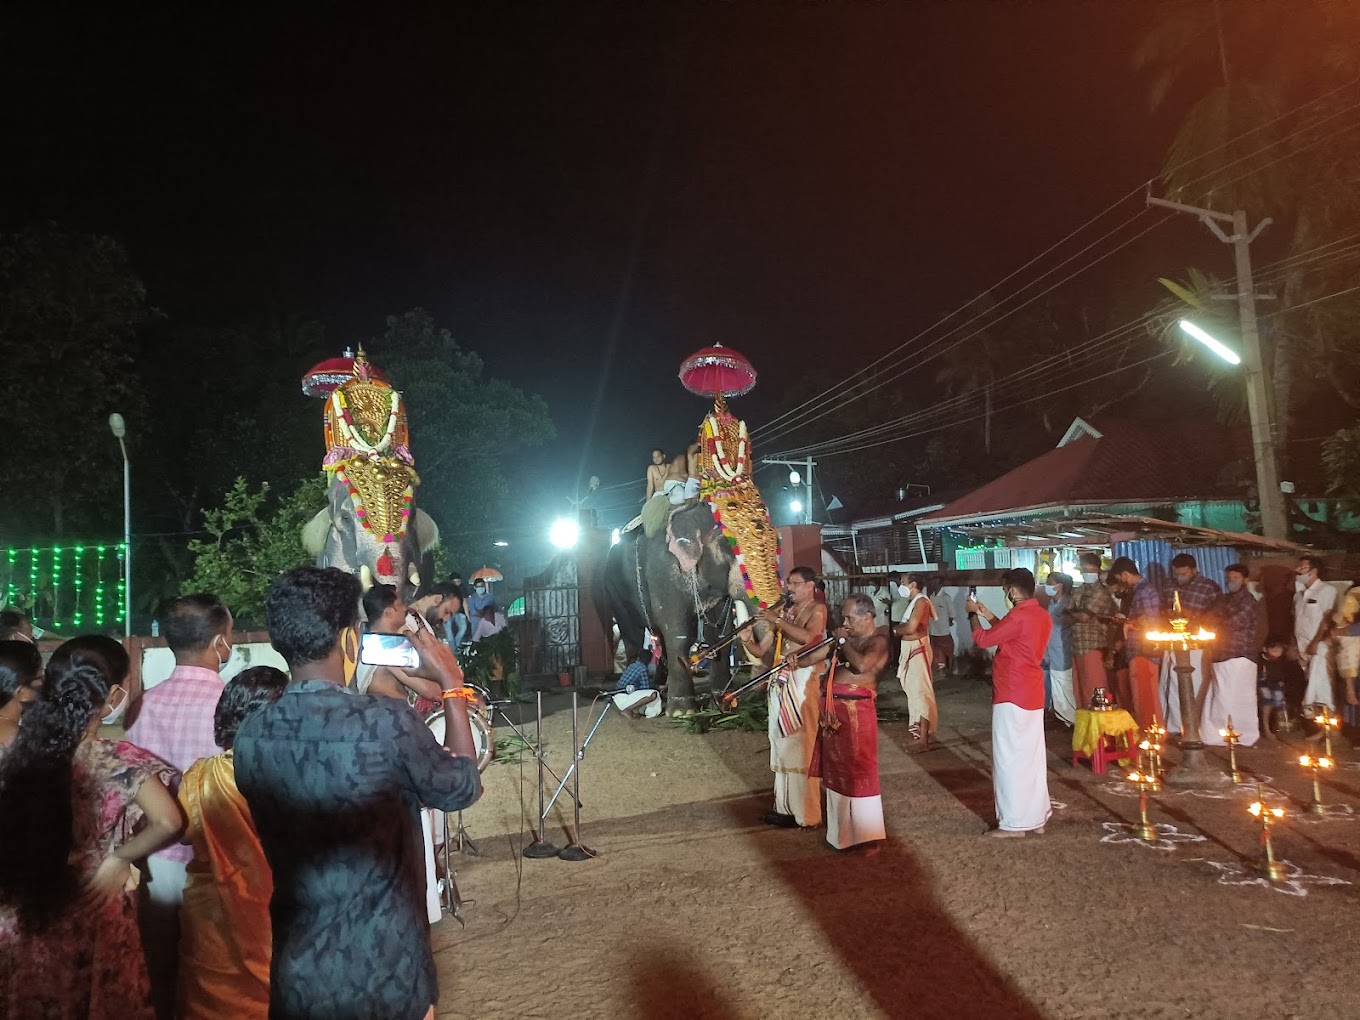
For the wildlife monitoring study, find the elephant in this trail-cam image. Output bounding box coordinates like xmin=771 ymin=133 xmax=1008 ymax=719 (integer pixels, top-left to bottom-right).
xmin=604 ymin=500 xmax=778 ymax=714
xmin=302 ymin=471 xmax=440 ymax=603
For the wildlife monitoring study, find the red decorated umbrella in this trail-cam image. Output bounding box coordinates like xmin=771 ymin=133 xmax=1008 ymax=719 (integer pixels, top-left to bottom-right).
xmin=301 ymin=350 xmax=390 ymax=398
xmin=679 ymin=343 xmax=757 ymax=398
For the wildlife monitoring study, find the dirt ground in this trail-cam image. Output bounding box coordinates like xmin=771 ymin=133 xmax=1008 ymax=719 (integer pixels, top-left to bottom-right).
xmin=431 ymin=676 xmax=1360 ymax=1020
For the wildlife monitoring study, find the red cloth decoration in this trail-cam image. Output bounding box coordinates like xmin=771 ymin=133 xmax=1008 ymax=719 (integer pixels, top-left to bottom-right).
xmin=679 ymin=343 xmax=757 ymax=397
xmin=376 ymin=546 xmax=395 ymax=579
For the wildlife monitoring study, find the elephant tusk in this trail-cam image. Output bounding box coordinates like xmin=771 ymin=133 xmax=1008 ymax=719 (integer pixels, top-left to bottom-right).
xmin=359 ymin=564 xmax=375 ymax=592
xmin=407 ymin=560 xmax=420 ymax=588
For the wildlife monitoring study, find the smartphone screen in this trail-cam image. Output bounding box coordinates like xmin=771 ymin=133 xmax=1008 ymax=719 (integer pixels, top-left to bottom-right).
xmin=360 ymin=632 xmax=421 ymax=669
xmin=968 ymin=586 xmax=978 ymax=597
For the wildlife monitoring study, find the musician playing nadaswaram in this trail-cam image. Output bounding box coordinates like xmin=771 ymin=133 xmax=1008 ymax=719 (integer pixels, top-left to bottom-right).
xmin=741 ymin=566 xmax=826 ymax=829
xmin=795 ymin=593 xmax=888 ymax=853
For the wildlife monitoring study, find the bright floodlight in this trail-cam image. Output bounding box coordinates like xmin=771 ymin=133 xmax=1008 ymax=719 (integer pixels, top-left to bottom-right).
xmin=549 ymin=518 xmax=580 ymax=549
xmin=1178 ymin=320 xmax=1241 ymax=365
xmin=789 ymin=470 xmax=802 ymax=485
xmin=789 ymin=499 xmax=804 ymax=514
xmin=108 ymin=413 xmax=127 ymax=438
xmin=610 ymin=528 xmax=621 ymax=546
xmin=493 ymin=540 xmax=509 ymax=548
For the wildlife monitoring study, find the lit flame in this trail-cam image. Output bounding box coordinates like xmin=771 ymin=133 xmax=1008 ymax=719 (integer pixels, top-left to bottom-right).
xmin=1145 ymin=628 xmax=1216 ymax=643
xmin=1249 ymin=801 xmax=1262 ymax=817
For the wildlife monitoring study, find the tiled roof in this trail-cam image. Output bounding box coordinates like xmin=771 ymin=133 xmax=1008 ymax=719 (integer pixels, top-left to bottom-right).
xmin=920 ymin=418 xmax=1253 ymax=526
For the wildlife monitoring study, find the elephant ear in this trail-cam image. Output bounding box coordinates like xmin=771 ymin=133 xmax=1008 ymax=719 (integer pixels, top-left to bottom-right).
xmin=412 ymin=509 xmax=440 ymax=554
xmin=301 ymin=507 xmax=330 ymax=558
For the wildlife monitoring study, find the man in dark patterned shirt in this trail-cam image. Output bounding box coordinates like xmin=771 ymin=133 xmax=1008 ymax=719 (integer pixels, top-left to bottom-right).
xmin=236 ymin=567 xmax=482 ymax=1020
xmin=1067 ymin=552 xmax=1117 ymax=710
xmin=1159 ymin=553 xmax=1222 ymax=735
xmin=1110 ymin=557 xmax=1164 ymax=730
xmin=1203 ymin=562 xmax=1265 ymax=747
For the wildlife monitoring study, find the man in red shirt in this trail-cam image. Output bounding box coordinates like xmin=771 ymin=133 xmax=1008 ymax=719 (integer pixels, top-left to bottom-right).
xmin=967 ymin=568 xmax=1052 ymax=839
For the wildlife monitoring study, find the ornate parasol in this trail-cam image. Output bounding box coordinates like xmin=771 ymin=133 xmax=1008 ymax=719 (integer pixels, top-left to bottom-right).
xmin=470 ymin=566 xmax=504 ymax=583
xmin=679 ymin=343 xmax=757 ymax=398
xmin=302 ymin=348 xmax=391 ymax=398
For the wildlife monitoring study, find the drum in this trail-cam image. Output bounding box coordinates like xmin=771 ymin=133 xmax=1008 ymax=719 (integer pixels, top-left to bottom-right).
xmin=426 ymin=702 xmax=495 ymax=772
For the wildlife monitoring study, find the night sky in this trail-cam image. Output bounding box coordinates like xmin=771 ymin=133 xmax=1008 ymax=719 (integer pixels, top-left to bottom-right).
xmin=4 ymin=2 xmax=1215 ymax=529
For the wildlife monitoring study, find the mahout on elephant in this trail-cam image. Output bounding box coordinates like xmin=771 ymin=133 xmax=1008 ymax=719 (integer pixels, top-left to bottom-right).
xmin=605 ymin=397 xmax=782 ymax=715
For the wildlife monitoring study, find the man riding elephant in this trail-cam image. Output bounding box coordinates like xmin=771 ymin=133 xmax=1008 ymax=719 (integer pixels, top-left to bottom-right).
xmin=606 ymin=400 xmax=782 ymax=714
xmin=299 ymin=348 xmax=439 ymax=601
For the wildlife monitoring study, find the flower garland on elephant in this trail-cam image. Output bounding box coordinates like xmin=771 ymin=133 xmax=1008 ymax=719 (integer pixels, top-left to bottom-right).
xmin=698 ymin=403 xmax=783 ymax=609
xmin=321 ymin=351 xmax=420 ymax=580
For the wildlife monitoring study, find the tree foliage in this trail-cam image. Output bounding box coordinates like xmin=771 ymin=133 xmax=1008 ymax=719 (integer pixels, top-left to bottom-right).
xmin=0 ymin=224 xmax=147 ymax=537
xmin=372 ymin=309 xmax=555 ymax=568
xmin=180 ymin=476 xmax=326 ymax=627
xmin=1322 ymin=422 xmax=1360 ymax=514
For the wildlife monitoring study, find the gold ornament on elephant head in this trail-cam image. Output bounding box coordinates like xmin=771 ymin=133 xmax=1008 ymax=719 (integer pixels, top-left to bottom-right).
xmin=698 ymin=398 xmax=783 ymax=608
xmin=322 ymin=347 xmax=419 ymax=545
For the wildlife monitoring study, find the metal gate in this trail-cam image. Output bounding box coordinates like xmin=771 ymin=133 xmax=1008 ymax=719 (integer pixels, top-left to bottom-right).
xmin=516 ymin=555 xmax=580 ymax=678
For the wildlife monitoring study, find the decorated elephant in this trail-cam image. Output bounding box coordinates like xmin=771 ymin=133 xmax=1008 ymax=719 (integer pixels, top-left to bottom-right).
xmin=299 ymin=348 xmax=439 ymax=601
xmin=605 ymin=403 xmax=782 ymax=713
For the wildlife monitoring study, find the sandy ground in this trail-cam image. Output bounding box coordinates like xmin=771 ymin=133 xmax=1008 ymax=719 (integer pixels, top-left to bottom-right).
xmin=431 ymin=677 xmax=1360 ymax=1020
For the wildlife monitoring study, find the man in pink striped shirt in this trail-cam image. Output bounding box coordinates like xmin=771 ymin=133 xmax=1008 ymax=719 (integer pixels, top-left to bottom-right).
xmin=126 ymin=592 xmax=233 ymax=1020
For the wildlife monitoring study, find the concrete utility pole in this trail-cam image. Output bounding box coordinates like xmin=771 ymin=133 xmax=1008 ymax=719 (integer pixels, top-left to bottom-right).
xmin=1147 ymin=194 xmax=1288 ymax=540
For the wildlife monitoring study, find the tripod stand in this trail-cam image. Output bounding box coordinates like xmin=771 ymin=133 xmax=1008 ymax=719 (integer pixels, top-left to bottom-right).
xmin=515 ymin=689 xmax=612 ymax=861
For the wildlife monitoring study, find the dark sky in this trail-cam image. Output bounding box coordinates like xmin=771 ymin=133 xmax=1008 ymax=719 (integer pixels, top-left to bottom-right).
xmin=3 ymin=1 xmax=1190 ymax=528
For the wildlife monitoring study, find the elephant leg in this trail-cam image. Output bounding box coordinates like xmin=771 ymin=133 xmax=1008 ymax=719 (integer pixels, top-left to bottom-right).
xmin=660 ymin=617 xmax=700 ymax=716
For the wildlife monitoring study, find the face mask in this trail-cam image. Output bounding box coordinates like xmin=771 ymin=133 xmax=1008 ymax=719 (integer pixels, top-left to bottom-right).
xmin=1295 ymin=577 xmax=1308 ymax=592
xmin=1227 ymin=579 xmax=1244 ymax=593
xmin=475 ymin=586 xmax=486 ymax=596
xmin=101 ymin=685 xmax=128 ymax=725
xmin=212 ymin=634 xmax=231 ymax=672
xmin=1043 ymin=585 xmax=1057 ymax=598
xmin=1005 ymin=590 xmax=1016 ymax=607
xmin=1081 ymin=572 xmax=1098 ymax=584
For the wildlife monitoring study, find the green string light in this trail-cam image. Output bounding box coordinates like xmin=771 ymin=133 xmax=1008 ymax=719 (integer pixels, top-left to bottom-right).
xmin=2 ymin=543 xmax=124 ymax=632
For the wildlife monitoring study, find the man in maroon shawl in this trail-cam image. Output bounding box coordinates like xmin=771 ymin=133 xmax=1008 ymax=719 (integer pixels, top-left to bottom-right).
xmin=798 ymin=593 xmax=888 ymax=852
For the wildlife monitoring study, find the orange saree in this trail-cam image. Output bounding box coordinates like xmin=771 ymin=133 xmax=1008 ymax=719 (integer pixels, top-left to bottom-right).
xmin=175 ymin=752 xmax=272 ymax=1020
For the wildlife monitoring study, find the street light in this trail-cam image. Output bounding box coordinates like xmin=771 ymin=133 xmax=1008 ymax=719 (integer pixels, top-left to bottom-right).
xmin=1178 ymin=320 xmax=1241 ymax=365
xmin=493 ymin=540 xmax=509 ymax=548
xmin=610 ymin=528 xmax=621 ymax=546
xmin=108 ymin=413 xmax=131 ymax=637
xmin=788 ymin=469 xmax=801 ymax=485
xmin=789 ymin=499 xmax=804 ymax=515
xmin=549 ymin=518 xmax=580 ymax=550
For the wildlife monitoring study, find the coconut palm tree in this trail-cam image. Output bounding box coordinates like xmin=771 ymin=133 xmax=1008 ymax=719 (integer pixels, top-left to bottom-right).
xmin=1134 ymin=0 xmax=1360 ymax=457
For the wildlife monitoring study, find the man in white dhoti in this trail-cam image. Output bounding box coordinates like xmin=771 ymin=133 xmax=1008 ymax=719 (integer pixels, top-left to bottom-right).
xmin=967 ymin=568 xmax=1052 ymax=839
xmin=893 ymin=574 xmax=938 ymax=752
xmin=744 ymin=565 xmax=827 ymax=828
xmin=1042 ymin=572 xmax=1077 ymax=726
xmin=1294 ymin=554 xmax=1338 ymax=720
xmin=1203 ymin=563 xmax=1265 ymax=747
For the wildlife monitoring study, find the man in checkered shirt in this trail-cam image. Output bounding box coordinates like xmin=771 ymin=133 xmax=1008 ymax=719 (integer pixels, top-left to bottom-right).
xmin=1159 ymin=553 xmax=1222 ymax=735
xmin=125 ymin=592 xmax=234 ymax=1019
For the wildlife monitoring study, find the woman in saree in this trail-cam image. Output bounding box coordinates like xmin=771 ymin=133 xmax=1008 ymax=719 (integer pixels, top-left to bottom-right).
xmin=176 ymin=665 xmax=288 ymax=1020
xmin=0 ymin=638 xmax=183 ymax=1019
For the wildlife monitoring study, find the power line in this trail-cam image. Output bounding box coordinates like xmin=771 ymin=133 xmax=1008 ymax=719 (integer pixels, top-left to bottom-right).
xmin=772 ymin=221 xmax=1360 ymax=460
xmin=757 ymin=212 xmax=1174 ymax=448
xmin=753 ymin=75 xmax=1360 ymax=446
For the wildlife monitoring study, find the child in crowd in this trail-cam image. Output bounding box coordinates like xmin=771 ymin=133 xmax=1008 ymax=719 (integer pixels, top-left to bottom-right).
xmin=1258 ymin=637 xmax=1297 ymax=740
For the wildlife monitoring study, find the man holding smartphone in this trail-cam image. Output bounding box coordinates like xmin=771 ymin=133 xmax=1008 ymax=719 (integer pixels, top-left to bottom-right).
xmin=235 ymin=566 xmax=481 ymax=1020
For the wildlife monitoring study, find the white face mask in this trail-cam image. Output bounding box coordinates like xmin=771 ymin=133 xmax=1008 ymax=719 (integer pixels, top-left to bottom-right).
xmin=1043 ymin=585 xmax=1057 ymax=598
xmin=212 ymin=634 xmax=231 ymax=672
xmin=1295 ymin=576 xmax=1309 ymax=592
xmin=1227 ymin=579 xmax=1244 ymax=594
xmin=100 ymin=685 xmax=128 ymax=725
xmin=1081 ymin=572 xmax=1098 ymax=584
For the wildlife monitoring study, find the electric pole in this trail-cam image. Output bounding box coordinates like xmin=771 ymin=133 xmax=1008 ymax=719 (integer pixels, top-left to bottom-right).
xmin=1147 ymin=194 xmax=1287 ymax=540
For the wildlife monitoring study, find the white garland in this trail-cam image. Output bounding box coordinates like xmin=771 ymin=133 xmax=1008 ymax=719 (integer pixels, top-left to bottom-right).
xmin=332 ymin=390 xmax=401 ymax=456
